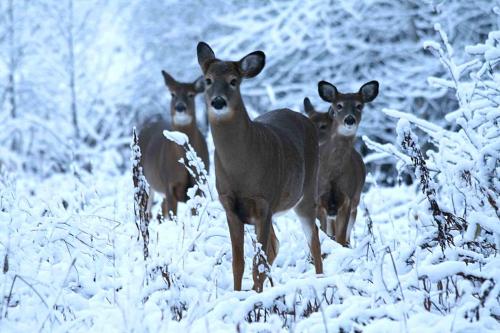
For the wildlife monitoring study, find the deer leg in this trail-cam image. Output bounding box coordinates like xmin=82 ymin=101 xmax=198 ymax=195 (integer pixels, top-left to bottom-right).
xmin=146 ymin=188 xmax=155 ymax=220
xmin=326 ymin=215 xmax=336 ymax=239
xmin=162 ymin=188 xmax=178 ymax=218
xmin=161 ymin=195 xmax=169 ymax=218
xmin=219 ymin=195 xmax=245 ymax=291
xmin=334 ymin=197 xmax=351 ymax=247
xmin=295 ymin=199 xmax=324 ymax=275
xmin=172 ymin=184 xmax=187 ymax=215
xmin=325 ymin=190 xmax=339 ymax=239
xmin=346 ymin=209 xmax=357 ymax=247
xmin=267 ymin=223 xmax=279 ymax=267
xmin=318 ymin=205 xmax=327 ymax=234
xmin=317 ymin=194 xmax=329 ymax=236
xmin=345 ymin=196 xmax=360 ymax=247
xmin=248 ymin=198 xmax=271 ymax=293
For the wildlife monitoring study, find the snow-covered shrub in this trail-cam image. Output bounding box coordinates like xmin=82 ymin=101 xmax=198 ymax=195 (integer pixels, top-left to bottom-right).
xmin=365 ymin=21 xmax=500 ymax=325
xmin=131 ymin=127 xmax=150 ymax=260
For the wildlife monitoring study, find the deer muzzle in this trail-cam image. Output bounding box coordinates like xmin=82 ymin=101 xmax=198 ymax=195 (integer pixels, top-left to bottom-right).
xmin=175 ymin=103 xmax=187 ymax=112
xmin=344 ymin=115 xmax=356 ymax=126
xmin=211 ymin=96 xmax=227 ymax=110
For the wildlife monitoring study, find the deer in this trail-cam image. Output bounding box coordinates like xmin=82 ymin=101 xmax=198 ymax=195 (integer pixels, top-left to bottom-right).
xmin=138 ymin=71 xmax=209 ymax=218
xmin=303 ymin=80 xmax=379 ymax=246
xmin=196 ymin=42 xmax=323 ymax=292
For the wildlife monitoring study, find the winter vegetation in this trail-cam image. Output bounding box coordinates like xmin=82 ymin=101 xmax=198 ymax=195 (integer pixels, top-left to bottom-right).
xmin=0 ymin=1 xmax=499 ymax=332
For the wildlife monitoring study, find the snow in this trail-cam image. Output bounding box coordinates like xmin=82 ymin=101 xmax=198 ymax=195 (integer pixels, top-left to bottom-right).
xmin=163 ymin=130 xmax=188 ymax=146
xmin=2 ymin=168 xmax=498 ymax=332
xmin=1 ymin=1 xmax=499 ymax=332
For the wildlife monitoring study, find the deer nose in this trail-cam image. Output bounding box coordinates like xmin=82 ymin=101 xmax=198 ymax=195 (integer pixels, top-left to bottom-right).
xmin=345 ymin=115 xmax=356 ymax=126
xmin=175 ymin=103 xmax=186 ymax=112
xmin=211 ymin=96 xmax=227 ymax=110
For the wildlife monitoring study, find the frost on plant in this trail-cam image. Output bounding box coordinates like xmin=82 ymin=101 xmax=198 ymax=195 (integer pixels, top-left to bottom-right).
xmin=132 ymin=127 xmax=150 ymax=260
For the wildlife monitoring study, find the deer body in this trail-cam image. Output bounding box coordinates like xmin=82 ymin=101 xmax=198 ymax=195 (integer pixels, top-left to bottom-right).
xmin=197 ymin=42 xmax=323 ymax=292
xmin=317 ymin=134 xmax=366 ymax=245
xmin=213 ymin=110 xmax=312 ymax=212
xmin=138 ymin=72 xmax=208 ymax=217
xmin=305 ymin=80 xmax=378 ymax=246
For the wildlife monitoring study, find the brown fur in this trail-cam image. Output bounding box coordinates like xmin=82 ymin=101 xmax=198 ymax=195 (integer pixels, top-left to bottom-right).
xmin=197 ymin=42 xmax=323 ymax=292
xmin=305 ymin=80 xmax=378 ymax=246
xmin=138 ymin=72 xmax=209 ymax=218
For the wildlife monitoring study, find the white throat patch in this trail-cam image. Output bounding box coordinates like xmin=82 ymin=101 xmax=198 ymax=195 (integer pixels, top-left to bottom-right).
xmin=208 ymin=106 xmax=231 ymax=121
xmin=337 ymin=124 xmax=358 ymax=136
xmin=173 ymin=113 xmax=192 ymax=126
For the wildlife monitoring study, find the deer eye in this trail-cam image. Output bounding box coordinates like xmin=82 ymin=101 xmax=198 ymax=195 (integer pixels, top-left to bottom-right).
xmin=171 ymin=93 xmax=176 ymax=98
xmin=336 ymin=103 xmax=343 ymax=110
xmin=229 ymin=78 xmax=237 ymax=87
xmin=205 ymin=78 xmax=212 ymax=85
xmin=188 ymin=93 xmax=195 ymax=98
xmin=355 ymin=103 xmax=362 ymax=110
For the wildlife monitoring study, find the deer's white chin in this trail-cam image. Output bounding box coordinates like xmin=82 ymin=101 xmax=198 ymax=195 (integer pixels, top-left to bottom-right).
xmin=337 ymin=125 xmax=357 ymax=136
xmin=173 ymin=113 xmax=192 ymax=126
xmin=209 ymin=106 xmax=231 ymax=120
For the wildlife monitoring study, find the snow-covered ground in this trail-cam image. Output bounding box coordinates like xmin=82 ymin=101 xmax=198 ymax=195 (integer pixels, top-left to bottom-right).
xmin=1 ymin=145 xmax=498 ymax=332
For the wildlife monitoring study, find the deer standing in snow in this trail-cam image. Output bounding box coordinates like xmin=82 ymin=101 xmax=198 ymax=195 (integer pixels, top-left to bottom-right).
xmin=304 ymin=80 xmax=379 ymax=246
xmin=197 ymin=42 xmax=323 ymax=292
xmin=138 ymin=71 xmax=209 ymax=218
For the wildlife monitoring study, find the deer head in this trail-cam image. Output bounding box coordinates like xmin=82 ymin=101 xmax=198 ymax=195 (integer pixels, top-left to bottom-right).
xmin=304 ymin=97 xmax=333 ymax=145
xmin=196 ymin=41 xmax=265 ymax=123
xmin=317 ymin=80 xmax=379 ymax=137
xmin=161 ymin=70 xmax=204 ymax=128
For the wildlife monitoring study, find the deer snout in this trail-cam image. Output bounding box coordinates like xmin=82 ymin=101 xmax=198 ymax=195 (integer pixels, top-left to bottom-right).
xmin=344 ymin=115 xmax=356 ymax=126
xmin=175 ymin=103 xmax=187 ymax=112
xmin=211 ymin=96 xmax=227 ymax=110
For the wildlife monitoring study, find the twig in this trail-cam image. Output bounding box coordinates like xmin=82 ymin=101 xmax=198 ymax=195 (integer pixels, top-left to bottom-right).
xmin=38 ymin=258 xmax=77 ymax=332
xmin=4 ymin=275 xmax=50 ymax=319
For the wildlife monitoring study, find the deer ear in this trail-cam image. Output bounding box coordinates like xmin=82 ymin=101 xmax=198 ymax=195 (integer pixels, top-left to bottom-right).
xmin=303 ymin=97 xmax=315 ymax=115
xmin=197 ymin=42 xmax=216 ymax=73
xmin=193 ymin=75 xmax=205 ymax=93
xmin=359 ymin=80 xmax=379 ymax=103
xmin=318 ymin=81 xmax=338 ymax=103
xmin=239 ymin=51 xmax=265 ymax=78
xmin=328 ymin=106 xmax=335 ymax=119
xmin=162 ymin=70 xmax=176 ymax=90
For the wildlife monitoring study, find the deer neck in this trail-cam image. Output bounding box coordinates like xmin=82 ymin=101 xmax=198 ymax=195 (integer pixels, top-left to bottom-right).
xmin=321 ymin=133 xmax=355 ymax=165
xmin=210 ymin=99 xmax=252 ymax=169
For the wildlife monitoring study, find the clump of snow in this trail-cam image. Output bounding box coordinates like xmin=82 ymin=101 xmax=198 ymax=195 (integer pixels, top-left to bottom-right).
xmin=396 ymin=118 xmax=411 ymax=145
xmin=163 ymin=130 xmax=189 ymax=146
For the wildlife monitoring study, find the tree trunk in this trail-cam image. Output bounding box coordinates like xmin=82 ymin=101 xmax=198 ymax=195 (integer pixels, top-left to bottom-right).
xmin=67 ymin=0 xmax=79 ymax=139
xmin=7 ymin=0 xmax=16 ymax=119
xmin=7 ymin=0 xmax=21 ymax=152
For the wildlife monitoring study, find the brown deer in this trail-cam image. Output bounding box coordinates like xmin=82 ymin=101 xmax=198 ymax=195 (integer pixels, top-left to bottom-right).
xmin=304 ymin=80 xmax=379 ymax=246
xmin=138 ymin=71 xmax=209 ymax=218
xmin=196 ymin=42 xmax=323 ymax=292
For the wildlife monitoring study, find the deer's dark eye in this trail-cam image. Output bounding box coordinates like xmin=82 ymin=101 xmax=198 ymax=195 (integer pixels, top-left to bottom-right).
xmin=230 ymin=78 xmax=237 ymax=87
xmin=319 ymin=123 xmax=327 ymax=130
xmin=205 ymin=78 xmax=212 ymax=85
xmin=355 ymin=103 xmax=362 ymax=110
xmin=188 ymin=93 xmax=195 ymax=98
xmin=336 ymin=104 xmax=342 ymax=110
xmin=171 ymin=93 xmax=176 ymax=98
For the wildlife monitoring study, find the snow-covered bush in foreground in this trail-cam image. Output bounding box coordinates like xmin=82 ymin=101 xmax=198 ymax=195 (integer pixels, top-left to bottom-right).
xmin=365 ymin=22 xmax=500 ymax=326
